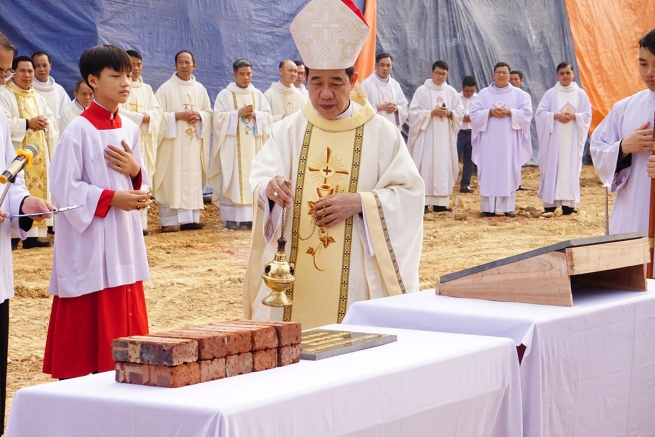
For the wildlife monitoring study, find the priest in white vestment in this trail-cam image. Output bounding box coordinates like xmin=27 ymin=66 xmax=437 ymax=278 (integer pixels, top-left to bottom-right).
xmin=154 ymin=51 xmax=212 ymax=232
xmin=470 ymin=62 xmax=533 ymax=217
xmin=361 ymin=53 xmax=409 ymax=130
xmin=0 ymin=56 xmax=58 ymax=247
xmin=59 ymin=79 xmax=93 ymax=133
xmin=264 ymin=60 xmax=305 ymax=123
xmin=208 ymin=59 xmax=272 ymax=230
xmin=244 ymin=0 xmax=424 ymax=330
xmin=120 ymin=50 xmax=162 ymax=233
xmin=591 ymin=29 xmax=655 ymax=236
xmin=294 ymin=60 xmax=309 ymax=103
xmin=536 ymin=62 xmax=592 ymax=214
xmin=31 ymin=52 xmax=71 ymax=121
xmin=407 ymin=60 xmax=464 ymax=212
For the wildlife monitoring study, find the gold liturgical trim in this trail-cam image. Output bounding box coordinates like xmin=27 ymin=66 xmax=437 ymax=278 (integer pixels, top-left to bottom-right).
xmin=300 ymin=329 xmax=397 ymax=360
xmin=232 ymin=92 xmax=256 ymax=204
xmin=283 ymin=123 xmax=365 ymax=323
xmin=360 ymin=191 xmax=406 ymax=296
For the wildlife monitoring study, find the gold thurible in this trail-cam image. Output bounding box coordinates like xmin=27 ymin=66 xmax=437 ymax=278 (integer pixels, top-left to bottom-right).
xmin=262 ymin=235 xmax=295 ymax=307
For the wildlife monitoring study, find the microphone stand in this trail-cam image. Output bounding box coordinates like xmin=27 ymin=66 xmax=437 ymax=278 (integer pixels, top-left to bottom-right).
xmin=0 ymin=174 xmax=16 ymax=210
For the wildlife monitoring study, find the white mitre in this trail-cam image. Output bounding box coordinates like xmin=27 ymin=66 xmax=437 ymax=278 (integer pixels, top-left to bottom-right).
xmin=290 ymin=0 xmax=369 ymax=69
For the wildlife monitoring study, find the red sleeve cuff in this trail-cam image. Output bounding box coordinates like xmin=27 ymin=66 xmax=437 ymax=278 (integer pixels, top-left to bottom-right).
xmin=131 ymin=170 xmax=142 ymax=190
xmin=95 ymin=190 xmax=114 ymax=218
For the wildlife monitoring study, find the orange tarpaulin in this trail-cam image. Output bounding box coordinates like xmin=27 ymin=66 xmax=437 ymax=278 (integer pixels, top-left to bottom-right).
xmin=565 ymin=0 xmax=655 ymax=131
xmin=354 ymin=0 xmax=377 ymax=80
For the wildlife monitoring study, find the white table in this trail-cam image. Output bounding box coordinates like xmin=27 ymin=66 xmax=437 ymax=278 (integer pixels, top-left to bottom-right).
xmin=343 ymin=286 xmax=655 ymax=437
xmin=7 ymin=324 xmax=522 ymax=437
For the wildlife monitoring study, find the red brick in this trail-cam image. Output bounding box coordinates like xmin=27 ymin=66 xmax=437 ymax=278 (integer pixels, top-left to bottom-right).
xmin=225 ymin=353 xmax=253 ymax=377
xmin=278 ymin=344 xmax=301 ymax=366
xmin=251 ymin=348 xmax=278 ymax=372
xmin=189 ymin=326 xmax=251 ymax=355
xmin=115 ymin=362 xmax=201 ymax=388
xmin=112 ymin=336 xmax=198 ymax=366
xmin=199 ymin=358 xmax=226 ymax=382
xmin=217 ymin=323 xmax=278 ymax=350
xmin=116 ymin=362 xmax=148 ymax=385
xmin=148 ymin=330 xmax=228 ymax=360
xmin=150 ymin=362 xmax=200 ymax=388
xmin=233 ymin=320 xmax=301 ymax=346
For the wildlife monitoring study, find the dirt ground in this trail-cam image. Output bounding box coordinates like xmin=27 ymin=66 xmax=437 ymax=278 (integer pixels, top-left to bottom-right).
xmin=6 ymin=164 xmax=611 ymax=416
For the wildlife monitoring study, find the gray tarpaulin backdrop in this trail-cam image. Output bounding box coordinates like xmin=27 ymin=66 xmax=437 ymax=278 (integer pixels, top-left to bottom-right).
xmin=0 ymin=0 xmax=579 ymax=137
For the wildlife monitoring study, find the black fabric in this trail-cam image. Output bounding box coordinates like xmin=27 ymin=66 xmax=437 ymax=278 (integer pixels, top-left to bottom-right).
xmin=615 ymin=141 xmax=633 ymax=174
xmin=17 ymin=197 xmax=34 ymax=232
xmin=0 ymin=299 xmax=8 ymax=435
xmin=457 ymin=129 xmax=474 ymax=188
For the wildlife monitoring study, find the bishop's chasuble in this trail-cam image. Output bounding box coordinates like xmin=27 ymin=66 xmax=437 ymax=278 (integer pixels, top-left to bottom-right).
xmin=407 ymin=80 xmax=464 ymax=207
xmin=246 ymin=100 xmax=424 ymax=329
xmin=208 ymin=82 xmax=272 ymax=222
xmin=154 ymin=74 xmax=212 ymax=217
xmin=264 ymin=82 xmax=305 ymax=123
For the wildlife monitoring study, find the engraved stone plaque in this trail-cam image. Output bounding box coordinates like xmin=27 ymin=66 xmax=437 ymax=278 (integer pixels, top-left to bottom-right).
xmin=300 ymin=329 xmax=397 ymax=360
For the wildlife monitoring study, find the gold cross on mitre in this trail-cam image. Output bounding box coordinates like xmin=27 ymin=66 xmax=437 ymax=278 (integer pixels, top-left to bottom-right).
xmin=290 ymin=0 xmax=370 ymax=71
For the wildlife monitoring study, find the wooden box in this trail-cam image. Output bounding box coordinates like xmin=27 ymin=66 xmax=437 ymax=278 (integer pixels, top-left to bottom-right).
xmin=436 ymin=233 xmax=649 ymax=306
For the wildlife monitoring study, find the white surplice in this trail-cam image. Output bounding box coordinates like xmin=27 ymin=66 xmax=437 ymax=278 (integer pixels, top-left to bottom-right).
xmin=0 ymin=87 xmax=59 ymax=237
xmin=407 ymin=80 xmax=464 ymax=206
xmin=470 ymin=84 xmax=533 ymax=212
xmin=536 ymin=82 xmax=592 ymax=207
xmin=0 ymin=106 xmax=30 ymax=303
xmin=360 ymin=72 xmax=409 ymax=129
xmin=154 ymin=74 xmax=212 ymax=224
xmin=591 ymin=89 xmax=655 ymax=235
xmin=264 ymin=82 xmax=304 ymax=123
xmin=58 ymin=99 xmax=85 ymax=134
xmin=32 ymin=76 xmax=71 ymax=120
xmin=48 ymin=105 xmax=149 ymax=298
xmin=208 ymin=82 xmax=272 ymax=222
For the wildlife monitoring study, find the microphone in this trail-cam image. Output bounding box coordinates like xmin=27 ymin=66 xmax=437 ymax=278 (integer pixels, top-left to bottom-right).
xmin=0 ymin=143 xmax=40 ymax=184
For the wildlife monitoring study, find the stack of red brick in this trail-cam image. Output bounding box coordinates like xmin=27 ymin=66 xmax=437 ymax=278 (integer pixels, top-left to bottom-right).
xmin=112 ymin=320 xmax=302 ymax=388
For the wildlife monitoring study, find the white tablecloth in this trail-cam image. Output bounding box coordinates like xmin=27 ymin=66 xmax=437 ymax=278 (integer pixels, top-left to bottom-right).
xmin=7 ymin=324 xmax=522 ymax=437
xmin=343 ymin=286 xmax=655 ymax=437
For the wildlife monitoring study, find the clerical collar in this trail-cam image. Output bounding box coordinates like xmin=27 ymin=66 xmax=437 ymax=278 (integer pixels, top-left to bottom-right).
xmin=375 ymin=72 xmax=390 ymax=84
xmin=32 ymin=77 xmax=55 ymax=91
xmin=81 ymin=100 xmax=122 ymax=130
xmin=333 ymin=101 xmax=353 ymax=120
xmin=277 ymin=81 xmax=293 ymax=89
xmin=555 ymin=82 xmax=577 ymax=92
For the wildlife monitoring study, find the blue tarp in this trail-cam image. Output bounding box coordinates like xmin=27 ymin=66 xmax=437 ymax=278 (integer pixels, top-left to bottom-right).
xmin=0 ymin=0 xmax=578 ymax=114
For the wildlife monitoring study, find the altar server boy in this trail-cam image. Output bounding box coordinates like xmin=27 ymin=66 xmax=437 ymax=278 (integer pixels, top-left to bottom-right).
xmin=43 ymin=45 xmax=152 ymax=379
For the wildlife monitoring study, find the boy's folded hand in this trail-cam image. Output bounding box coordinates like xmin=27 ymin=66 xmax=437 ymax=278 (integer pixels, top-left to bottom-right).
xmin=110 ymin=190 xmax=152 ymax=212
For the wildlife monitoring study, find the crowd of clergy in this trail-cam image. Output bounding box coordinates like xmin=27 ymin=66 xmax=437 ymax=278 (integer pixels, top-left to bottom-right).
xmin=1 ymin=47 xmax=598 ymax=247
